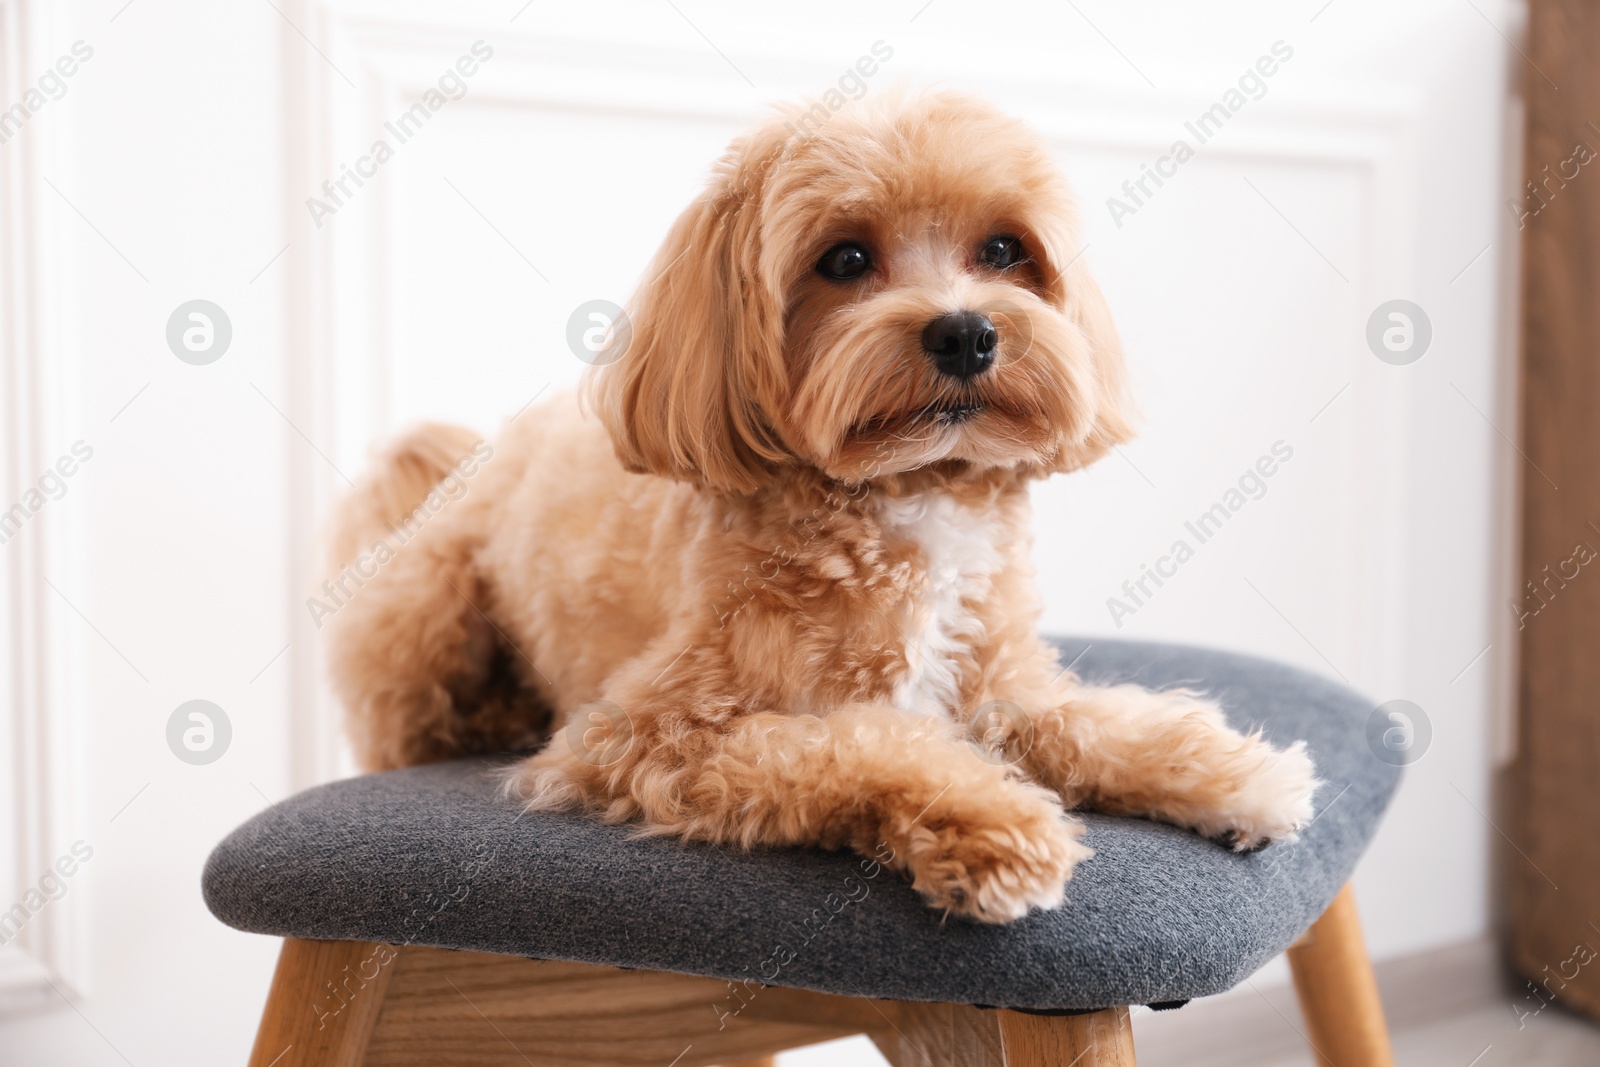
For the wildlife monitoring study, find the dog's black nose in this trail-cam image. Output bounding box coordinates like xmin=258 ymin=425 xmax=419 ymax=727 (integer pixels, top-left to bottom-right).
xmin=921 ymin=311 xmax=997 ymax=378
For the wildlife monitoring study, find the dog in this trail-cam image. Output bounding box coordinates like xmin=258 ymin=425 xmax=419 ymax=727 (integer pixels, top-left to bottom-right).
xmin=321 ymin=88 xmax=1318 ymax=923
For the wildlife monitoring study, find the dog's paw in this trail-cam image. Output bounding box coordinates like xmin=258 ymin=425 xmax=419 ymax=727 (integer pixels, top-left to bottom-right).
xmin=898 ymin=788 xmax=1090 ymax=923
xmin=1209 ymin=739 xmax=1319 ymax=851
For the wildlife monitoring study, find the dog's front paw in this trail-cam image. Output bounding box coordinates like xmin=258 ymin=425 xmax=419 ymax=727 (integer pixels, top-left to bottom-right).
xmin=898 ymin=787 xmax=1090 ymax=923
xmin=1209 ymin=739 xmax=1319 ymax=851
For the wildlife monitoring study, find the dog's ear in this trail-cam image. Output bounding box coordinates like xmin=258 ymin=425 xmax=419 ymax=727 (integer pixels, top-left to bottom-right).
xmin=585 ymin=150 xmax=788 ymax=495
xmin=1059 ymin=261 xmax=1136 ymax=464
xmin=1029 ymin=206 xmax=1136 ymax=472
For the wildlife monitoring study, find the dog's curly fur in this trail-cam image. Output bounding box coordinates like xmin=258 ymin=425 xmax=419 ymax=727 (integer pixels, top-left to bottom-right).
xmin=321 ymin=89 xmax=1318 ymax=923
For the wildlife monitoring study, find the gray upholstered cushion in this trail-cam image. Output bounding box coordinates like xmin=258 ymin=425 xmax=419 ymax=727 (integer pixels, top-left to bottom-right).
xmin=203 ymin=638 xmax=1399 ymax=1011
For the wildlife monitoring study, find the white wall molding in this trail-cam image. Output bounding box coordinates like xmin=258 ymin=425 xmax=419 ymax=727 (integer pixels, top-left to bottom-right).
xmin=0 ymin=0 xmax=92 ymax=1002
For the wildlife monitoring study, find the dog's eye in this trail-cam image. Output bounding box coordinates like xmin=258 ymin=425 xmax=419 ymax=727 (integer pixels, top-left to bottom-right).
xmin=979 ymin=236 xmax=1025 ymax=270
xmin=817 ymin=242 xmax=872 ymax=281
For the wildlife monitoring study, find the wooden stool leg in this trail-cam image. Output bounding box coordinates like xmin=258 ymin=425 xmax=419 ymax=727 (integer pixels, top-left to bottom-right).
xmin=721 ymin=1059 xmax=777 ymax=1067
xmin=248 ymin=938 xmax=398 ymax=1067
xmin=997 ymin=1007 xmax=1137 ymax=1066
xmin=1286 ymin=884 xmax=1395 ymax=1067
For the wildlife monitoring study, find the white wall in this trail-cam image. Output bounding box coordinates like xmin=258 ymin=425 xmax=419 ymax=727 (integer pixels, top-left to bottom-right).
xmin=0 ymin=1 xmax=1520 ymax=1063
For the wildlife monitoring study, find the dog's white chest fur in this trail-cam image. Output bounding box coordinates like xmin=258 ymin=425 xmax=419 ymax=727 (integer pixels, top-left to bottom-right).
xmin=874 ymin=492 xmax=1004 ymax=718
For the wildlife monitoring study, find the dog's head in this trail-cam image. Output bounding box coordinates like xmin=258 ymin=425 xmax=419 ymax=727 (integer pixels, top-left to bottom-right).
xmin=588 ymin=88 xmax=1133 ymax=493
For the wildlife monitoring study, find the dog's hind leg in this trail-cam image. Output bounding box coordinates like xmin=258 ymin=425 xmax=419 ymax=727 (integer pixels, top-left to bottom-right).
xmin=320 ymin=424 xmax=546 ymax=770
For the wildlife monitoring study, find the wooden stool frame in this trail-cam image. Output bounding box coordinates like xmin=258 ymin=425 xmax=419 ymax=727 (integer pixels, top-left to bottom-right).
xmin=244 ymin=883 xmax=1391 ymax=1066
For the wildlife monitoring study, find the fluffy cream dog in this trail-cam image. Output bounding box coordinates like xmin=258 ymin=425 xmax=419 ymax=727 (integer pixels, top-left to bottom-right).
xmin=323 ymin=89 xmax=1317 ymax=923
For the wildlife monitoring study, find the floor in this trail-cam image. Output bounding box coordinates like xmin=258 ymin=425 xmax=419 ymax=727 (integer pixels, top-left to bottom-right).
xmin=779 ymin=940 xmax=1600 ymax=1067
